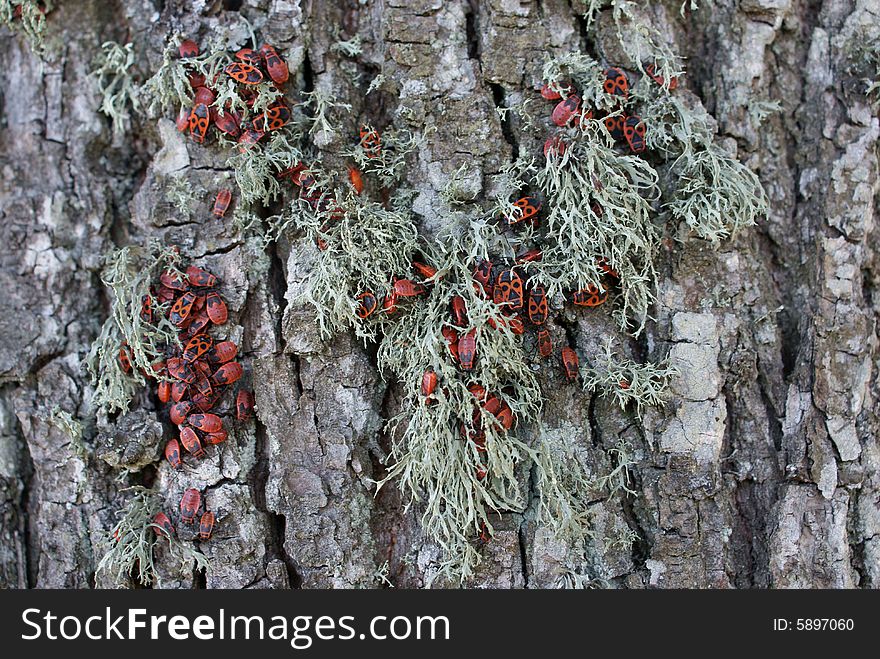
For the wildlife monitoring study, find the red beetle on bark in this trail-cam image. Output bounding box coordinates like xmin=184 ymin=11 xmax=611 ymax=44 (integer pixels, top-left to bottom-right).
xmin=169 ymin=401 xmax=193 ymax=425
xmin=199 ymin=511 xmax=216 ymax=540
xmin=561 ymin=347 xmax=580 ymax=382
xmin=180 ymin=489 xmax=201 ymax=524
xmin=393 ymin=279 xmax=426 ymax=298
xmin=180 ymin=426 xmax=205 ymax=459
xmin=208 ymin=340 xmax=238 ymax=364
xmin=164 ymin=439 xmax=182 ymax=469
xmin=236 ymin=389 xmax=255 ymax=420
xmin=187 ymin=413 xmax=223 ymax=433
xmin=212 ymin=361 xmax=243 ymax=386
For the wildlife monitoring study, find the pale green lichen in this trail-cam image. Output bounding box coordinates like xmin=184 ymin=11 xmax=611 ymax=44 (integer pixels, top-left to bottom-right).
xmin=96 ymin=487 xmax=208 ymax=587
xmin=376 ymin=246 xmax=544 ymax=582
xmin=286 ymin=192 xmax=421 ymax=340
xmin=582 ymin=339 xmax=677 ymax=418
xmin=574 ymin=0 xmax=684 ymax=86
xmin=345 ymin=125 xmax=426 ymax=188
xmin=45 ymin=406 xmax=87 ymax=460
xmin=140 ymin=42 xmax=195 ymax=119
xmin=0 ymin=0 xmax=53 ymax=56
xmin=86 ymin=244 xmax=181 ymax=415
xmin=164 ymin=175 xmax=205 ymax=218
xmin=666 ymin=141 xmax=767 ymax=244
xmin=331 ymin=35 xmax=363 ymax=58
xmin=92 ymin=41 xmax=141 ymax=137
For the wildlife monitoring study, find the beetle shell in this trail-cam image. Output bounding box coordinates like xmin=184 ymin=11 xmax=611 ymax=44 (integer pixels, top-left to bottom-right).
xmin=183 ymin=335 xmax=213 ymax=363
xmin=211 ymin=361 xmax=243 ymax=386
xmin=199 ymin=511 xmax=216 ymax=540
xmin=236 ymin=389 xmax=255 ymax=420
xmin=544 ymin=135 xmax=567 ymax=159
xmin=604 ymin=115 xmax=625 ymax=141
xmin=342 ymin=166 xmax=363 ymax=195
xmin=509 ymin=196 xmax=542 ymax=225
xmin=170 ymin=401 xmax=193 ymax=425
xmin=211 ymin=108 xmax=241 ymax=138
xmin=495 ymin=402 xmax=514 ymax=431
xmin=187 ymin=413 xmax=223 ymax=433
xmin=421 ymin=369 xmax=438 ymax=397
xmin=561 ymin=346 xmax=579 ymax=381
xmin=209 ymin=340 xmax=238 ymax=364
xmin=170 ymin=380 xmax=189 ymax=403
xmin=252 ymin=102 xmax=291 ymax=132
xmin=467 ymin=383 xmax=487 ymax=401
xmin=118 ymin=346 xmax=132 ymax=373
xmin=572 ymin=285 xmax=608 ymax=307
xmin=188 ymin=103 xmax=210 ymax=143
xmin=527 ymin=286 xmax=548 ymax=326
xmin=164 ymin=439 xmax=182 ymax=469
xmin=211 ymin=189 xmax=233 ymax=217
xmin=186 ymin=264 xmax=217 ymax=288
xmin=493 ymin=269 xmax=524 ymax=309
xmin=537 ymin=328 xmax=552 ymax=359
xmin=153 ymin=512 xmax=175 ymax=537
xmin=441 ymin=326 xmax=459 ymax=360
xmin=161 ymin=270 xmax=188 ymax=291
xmin=623 ymin=115 xmax=647 ymax=153
xmin=516 ymin=248 xmax=543 ymax=263
xmin=393 ymin=279 xmax=426 ymax=298
xmin=237 ymin=127 xmax=266 ymax=151
xmin=260 ymin=43 xmax=289 ymax=85
xmin=450 ymin=295 xmax=468 ymax=327
xmin=167 ymin=357 xmax=195 ymax=383
xmin=359 ymin=125 xmax=381 ymax=158
xmin=603 ymin=67 xmax=629 ymax=98
xmin=205 ymin=429 xmax=228 ymax=445
xmin=551 ymin=94 xmax=581 ymax=127
xmin=193 ymin=86 xmax=215 ymax=106
xmin=473 ymin=260 xmax=494 ymax=298
xmin=645 ymin=62 xmax=678 ymax=90
xmin=225 ymin=62 xmax=264 ymax=85
xmin=206 ymin=292 xmax=228 ymax=324
xmin=381 ymin=290 xmax=399 ymax=316
xmin=236 ymin=48 xmax=263 ymax=66
xmin=411 ymin=260 xmax=438 ymax=280
xmin=178 ymin=39 xmax=199 ymax=58
xmin=157 ymin=380 xmax=172 ymax=403
xmin=457 ymin=329 xmax=477 ymax=370
xmin=170 ymin=291 xmax=197 ymax=326
xmin=180 ymin=426 xmax=205 ymax=458
xmin=355 ymin=291 xmax=378 ymax=319
xmin=180 ymin=488 xmax=201 ymax=524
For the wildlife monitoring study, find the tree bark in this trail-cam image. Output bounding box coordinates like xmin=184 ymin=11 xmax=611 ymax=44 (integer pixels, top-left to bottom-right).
xmin=0 ymin=0 xmax=878 ymax=589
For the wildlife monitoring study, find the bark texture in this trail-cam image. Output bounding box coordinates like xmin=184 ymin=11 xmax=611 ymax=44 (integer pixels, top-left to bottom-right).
xmin=1 ymin=0 xmax=878 ymax=589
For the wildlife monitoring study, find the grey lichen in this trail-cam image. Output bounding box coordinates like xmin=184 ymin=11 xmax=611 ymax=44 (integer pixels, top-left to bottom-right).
xmin=92 ymin=41 xmax=141 ymax=137
xmin=96 ymin=487 xmax=208 ymax=587
xmin=582 ymin=339 xmax=678 ymax=418
xmin=85 ymin=244 xmax=181 ymax=415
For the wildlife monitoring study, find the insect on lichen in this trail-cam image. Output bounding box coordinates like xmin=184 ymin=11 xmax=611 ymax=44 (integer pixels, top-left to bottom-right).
xmin=86 ymin=244 xmax=182 ymax=415
xmin=96 ymin=487 xmax=208 ymax=587
xmin=0 ymin=0 xmax=53 ymax=56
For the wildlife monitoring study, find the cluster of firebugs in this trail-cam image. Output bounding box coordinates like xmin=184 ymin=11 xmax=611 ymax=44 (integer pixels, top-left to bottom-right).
xmin=175 ymin=38 xmax=291 ymax=147
xmin=350 ymin=65 xmax=674 ymax=438
xmin=117 ymin=255 xmax=255 ymax=544
xmin=136 ymin=40 xmax=670 ymax=545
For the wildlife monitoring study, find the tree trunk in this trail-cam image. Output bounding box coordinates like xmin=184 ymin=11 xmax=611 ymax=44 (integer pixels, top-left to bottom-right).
xmin=1 ymin=0 xmax=878 ymax=589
